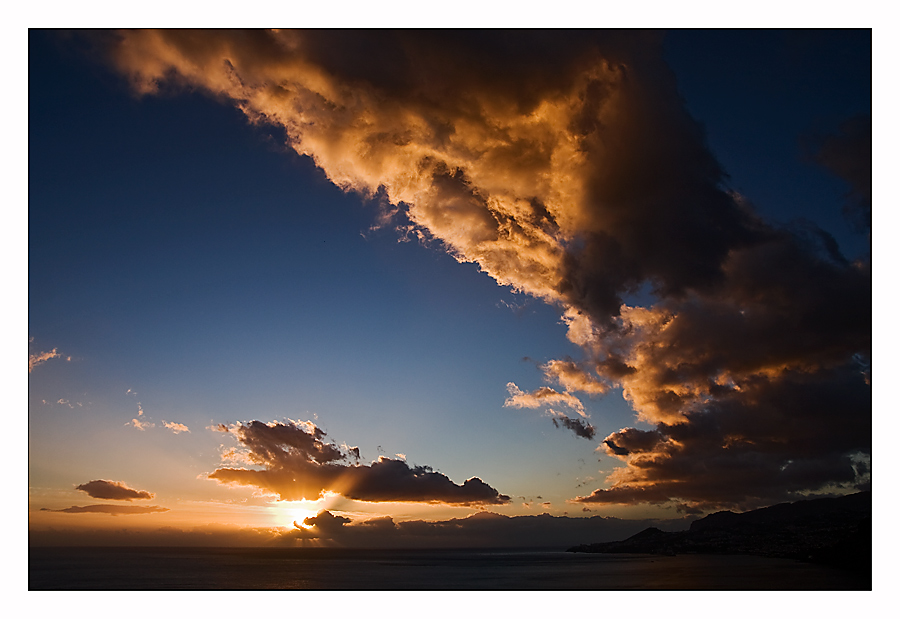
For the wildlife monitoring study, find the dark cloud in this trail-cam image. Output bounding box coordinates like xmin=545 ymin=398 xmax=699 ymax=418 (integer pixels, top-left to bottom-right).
xmin=75 ymin=479 xmax=154 ymax=501
xmin=601 ymin=428 xmax=664 ymax=457
xmin=809 ymin=114 xmax=872 ymax=231
xmin=578 ymin=365 xmax=871 ymax=512
xmin=208 ymin=419 xmax=509 ymax=505
xmin=572 ymin=225 xmax=871 ymax=510
xmin=41 ymin=504 xmax=169 ymax=515
xmin=290 ymin=510 xmax=352 ymax=538
xmin=104 ymin=30 xmax=870 ymax=511
xmin=549 ymin=411 xmax=596 ymax=440
xmin=277 ymin=509 xmax=690 ymax=549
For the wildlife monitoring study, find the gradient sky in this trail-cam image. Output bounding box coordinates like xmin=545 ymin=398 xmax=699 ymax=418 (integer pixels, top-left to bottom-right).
xmin=27 ymin=29 xmax=872 ymax=548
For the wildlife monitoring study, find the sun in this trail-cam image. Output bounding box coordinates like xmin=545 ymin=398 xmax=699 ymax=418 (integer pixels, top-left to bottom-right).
xmin=271 ymin=500 xmax=321 ymax=528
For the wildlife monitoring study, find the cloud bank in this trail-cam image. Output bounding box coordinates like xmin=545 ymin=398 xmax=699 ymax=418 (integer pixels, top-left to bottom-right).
xmin=41 ymin=504 xmax=169 ymax=515
xmin=31 ymin=510 xmax=687 ymax=548
xmin=75 ymin=479 xmax=154 ymax=501
xmin=208 ymin=419 xmax=509 ymax=505
xmin=282 ymin=509 xmax=689 ymax=549
xmin=106 ymin=30 xmax=870 ymax=511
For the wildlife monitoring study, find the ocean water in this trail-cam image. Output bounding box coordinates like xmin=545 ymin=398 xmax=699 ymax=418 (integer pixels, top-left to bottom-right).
xmin=28 ymin=547 xmax=869 ymax=590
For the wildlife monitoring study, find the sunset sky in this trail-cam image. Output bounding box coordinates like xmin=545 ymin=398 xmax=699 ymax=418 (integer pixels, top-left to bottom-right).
xmin=27 ymin=29 xmax=872 ymax=548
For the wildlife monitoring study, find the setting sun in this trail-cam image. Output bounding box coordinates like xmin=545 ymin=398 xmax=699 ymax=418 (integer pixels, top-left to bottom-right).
xmin=278 ymin=502 xmax=321 ymax=528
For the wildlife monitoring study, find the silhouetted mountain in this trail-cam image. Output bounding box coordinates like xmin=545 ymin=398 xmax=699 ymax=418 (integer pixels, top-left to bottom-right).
xmin=568 ymin=492 xmax=871 ymax=582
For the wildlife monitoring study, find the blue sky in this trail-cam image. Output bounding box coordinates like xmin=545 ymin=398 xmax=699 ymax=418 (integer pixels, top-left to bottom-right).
xmin=28 ymin=29 xmax=872 ymax=542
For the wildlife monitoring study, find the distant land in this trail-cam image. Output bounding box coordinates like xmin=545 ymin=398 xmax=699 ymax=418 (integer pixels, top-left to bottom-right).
xmin=568 ymin=491 xmax=871 ymax=584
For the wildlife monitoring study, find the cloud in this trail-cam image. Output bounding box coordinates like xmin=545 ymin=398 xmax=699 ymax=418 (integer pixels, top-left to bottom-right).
xmin=103 ymin=30 xmax=664 ymax=307
xmin=29 ymin=347 xmax=60 ymax=372
xmin=207 ymin=419 xmax=509 ymax=505
xmin=809 ymin=114 xmax=871 ymax=231
xmin=575 ymin=364 xmax=872 ymax=511
xmin=128 ymin=402 xmax=155 ymax=430
xmin=280 ymin=508 xmax=690 ymax=549
xmin=104 ymin=30 xmax=870 ymax=511
xmin=504 ymin=382 xmax=586 ymax=417
xmin=129 ymin=418 xmax=154 ymax=430
xmin=41 ymin=504 xmax=168 ymax=515
xmin=294 ymin=510 xmax=351 ymax=536
xmin=75 ymin=479 xmax=154 ymax=501
xmin=162 ymin=420 xmax=191 ymax=434
xmin=541 ymin=359 xmax=608 ymax=395
xmin=505 ymin=380 xmax=595 ymax=439
xmin=547 ymin=410 xmax=596 ymax=440
xmin=600 ymin=428 xmax=664 ymax=457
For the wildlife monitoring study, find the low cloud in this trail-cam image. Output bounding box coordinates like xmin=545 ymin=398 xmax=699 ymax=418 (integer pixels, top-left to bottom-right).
xmin=294 ymin=510 xmax=351 ymax=536
xmin=208 ymin=419 xmax=509 ymax=505
xmin=30 ymin=511 xmax=690 ymax=548
xmin=41 ymin=504 xmax=168 ymax=515
xmin=279 ymin=509 xmax=688 ymax=549
xmin=76 ymin=479 xmax=154 ymax=501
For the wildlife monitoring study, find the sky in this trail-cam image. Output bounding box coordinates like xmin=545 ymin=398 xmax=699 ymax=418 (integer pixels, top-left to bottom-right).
xmin=27 ymin=28 xmax=872 ymax=549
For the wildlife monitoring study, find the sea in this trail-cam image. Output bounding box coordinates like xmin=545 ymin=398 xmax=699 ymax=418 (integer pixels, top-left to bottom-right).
xmin=28 ymin=546 xmax=870 ymax=590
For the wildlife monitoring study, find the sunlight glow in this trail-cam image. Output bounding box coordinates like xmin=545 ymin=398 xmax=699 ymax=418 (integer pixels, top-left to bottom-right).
xmin=271 ymin=500 xmax=323 ymax=528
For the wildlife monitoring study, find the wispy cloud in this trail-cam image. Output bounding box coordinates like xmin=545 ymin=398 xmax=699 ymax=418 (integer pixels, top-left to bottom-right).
xmin=128 ymin=402 xmax=155 ymax=430
xmin=105 ymin=30 xmax=870 ymax=510
xmin=504 ymin=382 xmax=586 ymax=417
xmin=208 ymin=419 xmax=509 ymax=505
xmin=28 ymin=337 xmax=68 ymax=373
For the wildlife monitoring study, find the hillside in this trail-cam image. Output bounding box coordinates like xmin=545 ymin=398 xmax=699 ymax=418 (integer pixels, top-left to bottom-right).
xmin=568 ymin=492 xmax=871 ymax=580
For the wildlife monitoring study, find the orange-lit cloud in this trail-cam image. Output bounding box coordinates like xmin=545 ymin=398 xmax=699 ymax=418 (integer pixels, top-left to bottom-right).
xmin=541 ymin=359 xmax=608 ymax=395
xmin=504 ymin=382 xmax=586 ymax=417
xmin=128 ymin=402 xmax=155 ymax=430
xmin=162 ymin=420 xmax=191 ymax=434
xmin=208 ymin=419 xmax=509 ymax=505
xmin=104 ymin=30 xmax=870 ymax=511
xmin=29 ymin=346 xmax=61 ymax=372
